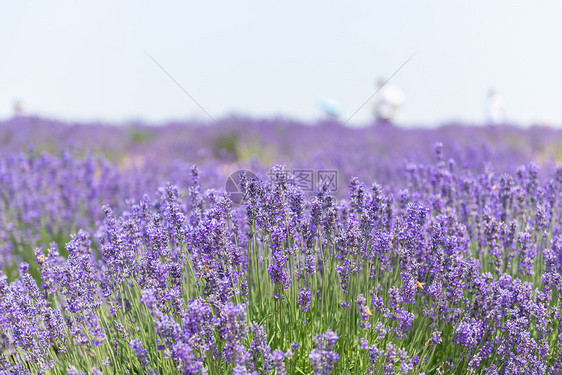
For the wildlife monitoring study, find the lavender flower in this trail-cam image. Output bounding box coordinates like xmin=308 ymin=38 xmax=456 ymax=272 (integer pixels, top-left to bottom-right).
xmin=309 ymin=329 xmax=339 ymax=375
xmin=298 ymin=288 xmax=312 ymax=313
xmin=129 ymin=338 xmax=149 ymax=367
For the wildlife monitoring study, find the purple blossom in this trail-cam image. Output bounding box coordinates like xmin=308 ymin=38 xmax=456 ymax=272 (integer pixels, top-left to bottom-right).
xmin=129 ymin=338 xmax=149 ymax=367
xmin=309 ymin=329 xmax=339 ymax=375
xmin=298 ymin=288 xmax=312 ymax=313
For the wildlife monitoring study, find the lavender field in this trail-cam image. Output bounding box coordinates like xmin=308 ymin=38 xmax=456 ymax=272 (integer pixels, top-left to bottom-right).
xmin=2 ymin=116 xmax=562 ymax=374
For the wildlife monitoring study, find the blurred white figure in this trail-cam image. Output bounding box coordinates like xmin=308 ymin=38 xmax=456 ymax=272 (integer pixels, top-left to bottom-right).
xmin=373 ymin=78 xmax=405 ymax=124
xmin=13 ymin=100 xmax=25 ymax=116
xmin=319 ymin=97 xmax=341 ymax=120
xmin=486 ymin=90 xmax=505 ymax=124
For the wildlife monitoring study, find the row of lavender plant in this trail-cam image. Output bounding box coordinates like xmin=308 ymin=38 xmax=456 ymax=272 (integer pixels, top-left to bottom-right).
xmin=0 ymin=116 xmax=558 ymax=281
xmin=2 ymin=115 xmax=560 ymax=280
xmin=0 ymin=148 xmax=231 ymax=282
xmin=2 ymin=141 xmax=562 ymax=373
xmin=3 ymin=116 xmax=562 ymax=178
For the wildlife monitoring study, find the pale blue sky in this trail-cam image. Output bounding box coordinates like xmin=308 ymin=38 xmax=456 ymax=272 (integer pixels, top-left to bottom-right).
xmin=1 ymin=1 xmax=561 ymax=126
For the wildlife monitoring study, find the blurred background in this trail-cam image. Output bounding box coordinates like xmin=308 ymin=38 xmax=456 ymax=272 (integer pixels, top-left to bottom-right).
xmin=1 ymin=0 xmax=561 ymax=127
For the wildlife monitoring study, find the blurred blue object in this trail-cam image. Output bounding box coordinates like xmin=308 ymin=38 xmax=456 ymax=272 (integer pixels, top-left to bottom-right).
xmin=319 ymin=98 xmax=341 ymax=118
